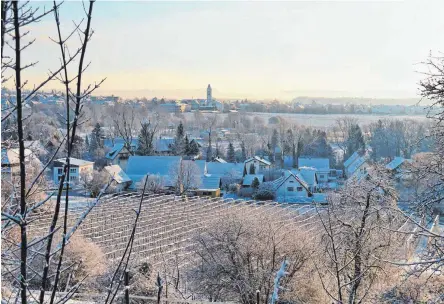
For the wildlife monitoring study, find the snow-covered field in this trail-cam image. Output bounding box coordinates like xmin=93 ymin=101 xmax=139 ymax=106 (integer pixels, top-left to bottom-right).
xmin=183 ymin=112 xmax=428 ymax=128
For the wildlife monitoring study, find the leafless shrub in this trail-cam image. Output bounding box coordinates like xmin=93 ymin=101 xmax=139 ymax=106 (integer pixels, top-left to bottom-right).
xmin=187 ymin=211 xmax=313 ymax=304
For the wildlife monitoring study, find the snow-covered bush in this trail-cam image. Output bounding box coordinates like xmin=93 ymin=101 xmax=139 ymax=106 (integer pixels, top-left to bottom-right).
xmin=228 ymin=183 xmax=240 ymax=193
xmin=253 ymin=182 xmax=275 ymax=200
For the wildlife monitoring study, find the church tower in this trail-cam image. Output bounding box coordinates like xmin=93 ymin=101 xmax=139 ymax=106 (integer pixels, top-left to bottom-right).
xmin=206 ymin=84 xmax=212 ymax=105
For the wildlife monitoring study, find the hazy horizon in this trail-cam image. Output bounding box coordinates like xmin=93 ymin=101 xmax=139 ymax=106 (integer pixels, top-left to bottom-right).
xmin=5 ymin=1 xmax=444 ymax=100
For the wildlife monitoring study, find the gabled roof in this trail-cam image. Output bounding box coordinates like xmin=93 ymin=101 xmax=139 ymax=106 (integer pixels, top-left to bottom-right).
xmin=344 ymin=151 xmax=361 ymax=168
xmin=271 ymin=171 xmax=311 ymax=193
xmin=104 ymin=138 xmax=139 ymax=149
xmin=386 ymin=157 xmax=412 ymax=170
xmin=199 ymin=175 xmax=221 ymax=191
xmin=104 ymin=165 xmax=131 ymax=184
xmin=206 ymin=162 xmax=244 ymax=177
xmin=54 ymin=157 xmax=93 ymax=167
xmin=105 ymin=143 xmax=125 ymax=160
xmin=244 ymin=156 xmax=271 ymax=166
xmin=2 ymin=148 xmax=42 ymax=169
xmin=126 ymin=156 xmax=181 ymax=176
xmin=294 ymin=167 xmax=318 ymax=186
xmin=346 ymin=156 xmax=367 ymax=176
xmin=298 ymin=157 xmax=330 ymax=171
xmin=126 ymin=156 xmax=181 ymax=186
xmin=242 ymin=174 xmax=264 ymax=186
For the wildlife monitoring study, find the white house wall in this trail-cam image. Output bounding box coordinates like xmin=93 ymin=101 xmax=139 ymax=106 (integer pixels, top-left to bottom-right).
xmin=244 ymin=159 xmax=270 ymax=175
xmin=276 ymin=177 xmax=309 ymax=198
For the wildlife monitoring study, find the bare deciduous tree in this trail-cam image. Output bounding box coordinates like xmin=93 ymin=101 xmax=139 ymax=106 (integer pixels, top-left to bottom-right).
xmin=187 ymin=212 xmax=312 ymax=304
xmin=315 ymin=168 xmax=404 ymax=304
xmin=169 ymin=160 xmax=201 ymax=195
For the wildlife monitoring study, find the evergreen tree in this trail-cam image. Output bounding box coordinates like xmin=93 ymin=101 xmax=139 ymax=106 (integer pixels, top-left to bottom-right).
xmin=89 ymin=133 xmax=98 ymax=154
xmin=251 ymin=177 xmax=260 ymax=191
xmin=91 ymin=123 xmax=104 ymax=149
xmin=206 ymin=144 xmax=213 ymax=161
xmin=184 ymin=135 xmax=191 ymax=156
xmin=137 ymin=122 xmax=155 ymax=156
xmin=227 ymin=142 xmax=236 ymax=162
xmin=267 ymin=141 xmax=274 ymax=163
xmin=271 ymin=129 xmax=279 ymax=150
xmin=345 ymin=124 xmax=365 ymax=159
xmin=173 ymin=121 xmax=185 ymax=155
xmin=189 ymin=140 xmax=200 ymax=156
xmin=249 ymin=163 xmax=256 ymax=174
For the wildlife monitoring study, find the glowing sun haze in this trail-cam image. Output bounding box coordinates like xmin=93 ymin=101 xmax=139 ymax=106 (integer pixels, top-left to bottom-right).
xmin=15 ymin=1 xmax=444 ymax=100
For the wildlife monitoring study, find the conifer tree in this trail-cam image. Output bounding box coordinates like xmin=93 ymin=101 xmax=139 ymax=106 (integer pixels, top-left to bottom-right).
xmin=249 ymin=163 xmax=256 ymax=174
xmin=174 ymin=121 xmax=185 ymax=155
xmin=227 ymin=142 xmax=236 ymax=162
xmin=137 ymin=122 xmax=155 ymax=156
xmin=89 ymin=123 xmax=103 ymax=154
xmin=184 ymin=135 xmax=191 ymax=156
xmin=251 ymin=177 xmax=260 ymax=191
xmin=91 ymin=123 xmax=104 ymax=149
xmin=189 ymin=140 xmax=200 ymax=156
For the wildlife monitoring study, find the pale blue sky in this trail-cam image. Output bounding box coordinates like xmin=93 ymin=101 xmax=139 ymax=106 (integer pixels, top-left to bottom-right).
xmin=17 ymin=1 xmax=444 ymax=99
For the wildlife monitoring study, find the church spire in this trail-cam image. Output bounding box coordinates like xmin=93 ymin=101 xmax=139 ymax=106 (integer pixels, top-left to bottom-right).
xmin=206 ymin=84 xmax=212 ymax=105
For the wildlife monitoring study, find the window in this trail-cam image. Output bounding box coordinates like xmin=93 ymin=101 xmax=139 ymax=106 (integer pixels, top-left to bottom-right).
xmin=297 ymin=187 xmax=303 ymax=191
xmin=287 ymin=187 xmax=294 ymax=192
xmin=70 ymin=176 xmax=76 ymax=181
xmin=70 ymin=168 xmax=76 ymax=173
xmin=319 ymin=174 xmax=325 ymax=179
xmin=289 ymin=180 xmax=294 ymax=183
xmin=57 ymin=168 xmax=63 ymax=174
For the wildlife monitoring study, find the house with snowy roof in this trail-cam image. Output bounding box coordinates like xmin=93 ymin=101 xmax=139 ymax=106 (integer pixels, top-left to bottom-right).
xmin=298 ymin=157 xmax=330 ymax=183
xmin=206 ymin=162 xmax=243 ymax=177
xmin=125 ymin=156 xmax=181 ymax=189
xmin=104 ymin=137 xmax=138 ymax=150
xmin=104 ymin=164 xmax=132 ymax=192
xmin=344 ymin=151 xmax=369 ymax=179
xmin=213 ymin=156 xmax=227 ymax=163
xmin=105 ymin=143 xmax=133 ymax=170
xmin=271 ymin=171 xmax=312 ymax=199
xmin=206 ymin=162 xmax=244 ymax=186
xmin=242 ymin=174 xmax=265 ymax=188
xmin=2 ymin=148 xmax=43 ymax=178
xmin=243 ymin=156 xmax=271 ymax=176
xmin=195 ymin=175 xmax=222 ymax=197
xmin=385 ymin=157 xmax=412 ymax=180
xmin=291 ymin=167 xmax=318 ymax=193
xmin=52 ymin=157 xmax=94 ymax=185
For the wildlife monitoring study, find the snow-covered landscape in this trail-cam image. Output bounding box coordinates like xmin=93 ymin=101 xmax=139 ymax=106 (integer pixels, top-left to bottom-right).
xmin=2 ymin=1 xmax=443 ymax=303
